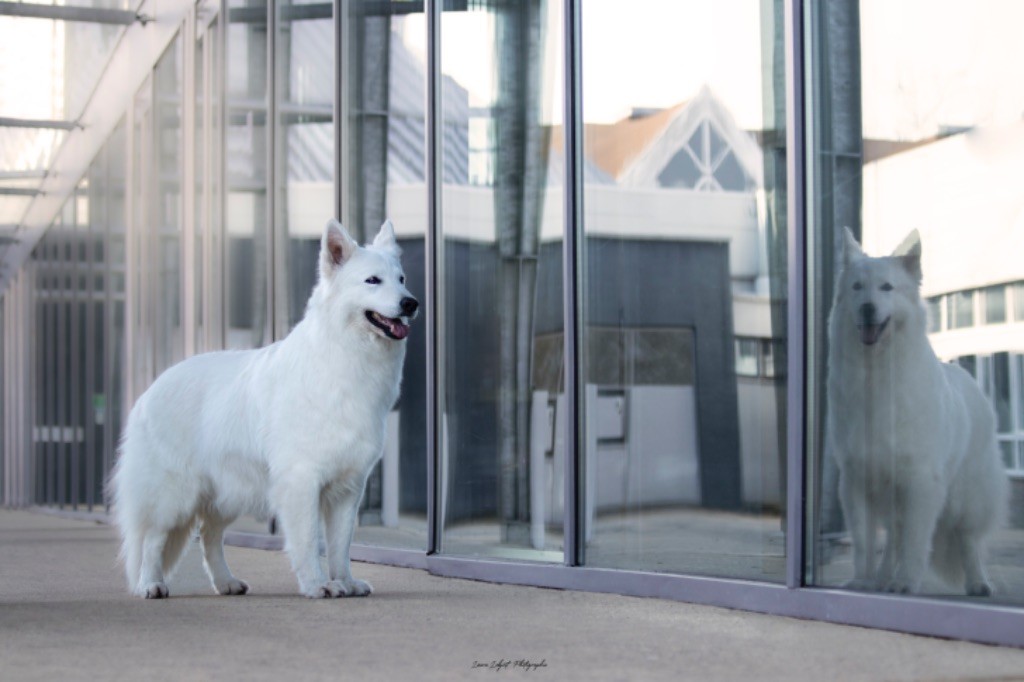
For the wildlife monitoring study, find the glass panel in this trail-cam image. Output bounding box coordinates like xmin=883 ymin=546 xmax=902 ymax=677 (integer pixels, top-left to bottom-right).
xmin=275 ymin=0 xmax=333 ymax=334
xmin=226 ymin=0 xmax=269 ymax=350
xmin=195 ymin=29 xmax=207 ymax=352
xmin=580 ymin=0 xmax=787 ymax=581
xmin=948 ymin=290 xmax=975 ymax=329
xmin=810 ymin=0 xmax=1024 ymax=605
xmin=439 ymin=0 xmax=564 ymax=561
xmin=985 ymin=286 xmax=1007 ymax=325
xmin=1016 ymin=282 xmax=1024 ymax=322
xmin=735 ymin=338 xmax=759 ymax=377
xmin=341 ymin=3 xmax=429 ymax=551
xmin=152 ymin=37 xmax=184 ymax=375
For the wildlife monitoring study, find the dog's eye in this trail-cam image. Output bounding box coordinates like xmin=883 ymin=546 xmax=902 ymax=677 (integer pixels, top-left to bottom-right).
xmin=399 ymin=275 xmax=405 ymax=284
xmin=880 ymin=282 xmax=893 ymax=292
xmin=365 ymin=276 xmax=381 ymax=285
xmin=852 ymin=282 xmax=863 ymax=291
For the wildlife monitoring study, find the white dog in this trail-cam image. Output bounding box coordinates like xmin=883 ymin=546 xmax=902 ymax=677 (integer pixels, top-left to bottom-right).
xmin=111 ymin=219 xmax=417 ymax=598
xmin=827 ymin=227 xmax=1006 ymax=595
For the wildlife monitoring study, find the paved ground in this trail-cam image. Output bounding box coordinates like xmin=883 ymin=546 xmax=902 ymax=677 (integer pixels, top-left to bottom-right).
xmin=3 ymin=509 xmax=1024 ymax=681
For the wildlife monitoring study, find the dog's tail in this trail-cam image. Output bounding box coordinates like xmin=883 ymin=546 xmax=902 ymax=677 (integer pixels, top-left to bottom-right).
xmin=108 ymin=454 xmax=143 ymax=592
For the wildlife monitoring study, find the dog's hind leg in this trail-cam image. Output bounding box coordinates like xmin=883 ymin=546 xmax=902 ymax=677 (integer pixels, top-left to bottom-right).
xmin=199 ymin=513 xmax=249 ymax=595
xmin=958 ymin=532 xmax=992 ymax=597
xmin=138 ymin=528 xmax=172 ymax=599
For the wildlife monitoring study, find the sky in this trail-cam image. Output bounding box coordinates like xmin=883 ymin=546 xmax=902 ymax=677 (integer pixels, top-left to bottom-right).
xmin=403 ymin=0 xmax=1024 ymax=140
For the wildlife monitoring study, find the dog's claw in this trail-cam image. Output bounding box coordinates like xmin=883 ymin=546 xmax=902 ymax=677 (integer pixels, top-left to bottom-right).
xmin=143 ymin=582 xmax=170 ymax=599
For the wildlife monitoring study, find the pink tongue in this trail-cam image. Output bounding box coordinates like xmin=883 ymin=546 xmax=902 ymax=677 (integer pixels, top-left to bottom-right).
xmin=859 ymin=325 xmax=881 ymax=345
xmin=388 ymin=319 xmax=409 ymax=340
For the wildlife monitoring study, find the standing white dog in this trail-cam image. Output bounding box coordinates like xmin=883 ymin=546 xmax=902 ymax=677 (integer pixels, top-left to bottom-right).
xmin=111 ymin=219 xmax=417 ymax=598
xmin=827 ymin=227 xmax=1006 ymax=595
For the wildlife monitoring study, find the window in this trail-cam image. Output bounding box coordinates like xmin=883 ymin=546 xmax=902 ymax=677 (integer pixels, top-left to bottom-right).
xmin=810 ymin=0 xmax=1024 ymax=608
xmin=948 ymin=290 xmax=975 ymax=329
xmin=985 ymin=285 xmax=1007 ymax=325
xmin=658 ymin=119 xmax=753 ymax=192
xmin=582 ymin=0 xmax=786 ymax=581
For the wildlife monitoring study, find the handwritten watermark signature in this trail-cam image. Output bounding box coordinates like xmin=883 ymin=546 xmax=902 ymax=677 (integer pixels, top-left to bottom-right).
xmin=471 ymin=659 xmax=548 ymax=672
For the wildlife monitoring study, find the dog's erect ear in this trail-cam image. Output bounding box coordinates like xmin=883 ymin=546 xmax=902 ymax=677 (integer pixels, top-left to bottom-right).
xmin=900 ymin=239 xmax=923 ymax=283
xmin=890 ymin=229 xmax=922 ymax=282
xmin=372 ymin=219 xmax=402 ymax=257
xmin=840 ymin=226 xmax=863 ymax=266
xmin=320 ymin=219 xmax=358 ymax=279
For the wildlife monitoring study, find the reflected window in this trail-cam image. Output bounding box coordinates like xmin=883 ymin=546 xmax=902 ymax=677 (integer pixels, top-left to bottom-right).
xmin=985 ymin=286 xmax=1007 ymax=325
xmin=580 ymin=0 xmax=787 ymax=581
xmin=439 ymin=0 xmax=565 ymax=561
xmin=810 ymin=0 xmax=1024 ymax=605
xmin=949 ymin=290 xmax=975 ymax=329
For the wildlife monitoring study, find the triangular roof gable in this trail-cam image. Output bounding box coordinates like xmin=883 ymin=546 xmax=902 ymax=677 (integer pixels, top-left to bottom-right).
xmin=618 ymin=85 xmax=764 ymax=190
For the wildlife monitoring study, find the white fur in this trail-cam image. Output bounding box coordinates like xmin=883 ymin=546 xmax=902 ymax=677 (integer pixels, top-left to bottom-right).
xmin=827 ymin=227 xmax=1006 ymax=595
xmin=110 ymin=219 xmax=417 ymax=599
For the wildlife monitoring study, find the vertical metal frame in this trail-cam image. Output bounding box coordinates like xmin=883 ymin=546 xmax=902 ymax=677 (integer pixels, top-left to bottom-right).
xmin=561 ymin=0 xmax=583 ymax=567
xmin=334 ymin=0 xmax=348 ymax=226
xmin=183 ymin=8 xmax=198 ymax=358
xmin=783 ymin=0 xmax=807 ymax=589
xmin=216 ymin=0 xmax=228 ymax=351
xmin=266 ymin=0 xmax=278 ymax=342
xmin=425 ymin=0 xmax=442 ymax=556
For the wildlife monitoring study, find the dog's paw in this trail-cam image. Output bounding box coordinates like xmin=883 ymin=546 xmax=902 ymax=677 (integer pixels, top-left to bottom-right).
xmin=216 ymin=578 xmax=250 ymax=596
xmin=966 ymin=581 xmax=992 ymax=597
xmin=342 ymin=578 xmax=373 ymax=597
xmin=303 ymin=581 xmax=345 ymax=599
xmin=141 ymin=582 xmax=170 ymax=599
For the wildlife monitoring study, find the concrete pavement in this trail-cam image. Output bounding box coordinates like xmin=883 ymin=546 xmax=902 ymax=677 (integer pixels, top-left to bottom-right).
xmin=2 ymin=509 xmax=1024 ymax=681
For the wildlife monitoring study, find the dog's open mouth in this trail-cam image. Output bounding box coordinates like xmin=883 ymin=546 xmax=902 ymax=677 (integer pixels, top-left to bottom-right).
xmin=858 ymin=317 xmax=889 ymax=346
xmin=365 ymin=311 xmax=409 ymax=340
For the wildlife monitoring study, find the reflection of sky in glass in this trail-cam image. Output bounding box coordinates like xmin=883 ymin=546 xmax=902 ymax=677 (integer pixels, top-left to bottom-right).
xmin=425 ymin=0 xmax=1024 ymax=139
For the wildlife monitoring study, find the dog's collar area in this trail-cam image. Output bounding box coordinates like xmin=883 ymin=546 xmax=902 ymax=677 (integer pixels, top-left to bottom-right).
xmin=365 ymin=310 xmax=409 ymax=340
xmin=857 ymin=317 xmax=890 ymax=346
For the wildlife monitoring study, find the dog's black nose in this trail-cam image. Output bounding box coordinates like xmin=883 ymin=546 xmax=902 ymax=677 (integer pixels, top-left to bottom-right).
xmin=401 ymin=297 xmax=419 ymax=316
xmin=859 ymin=302 xmax=876 ymax=323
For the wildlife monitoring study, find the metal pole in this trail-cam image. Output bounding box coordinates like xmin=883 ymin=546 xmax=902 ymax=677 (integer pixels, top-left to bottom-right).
xmin=561 ymin=0 xmax=583 ymax=567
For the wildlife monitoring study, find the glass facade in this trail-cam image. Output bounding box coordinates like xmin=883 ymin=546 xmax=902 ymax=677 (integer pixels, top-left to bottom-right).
xmin=808 ymin=0 xmax=1024 ymax=609
xmin=438 ymin=0 xmax=565 ymax=561
xmin=2 ymin=0 xmax=1024 ymax=646
xmin=578 ymin=0 xmax=787 ymax=581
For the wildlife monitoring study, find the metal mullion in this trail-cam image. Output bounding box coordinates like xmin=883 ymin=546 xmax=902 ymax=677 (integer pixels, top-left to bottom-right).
xmin=183 ymin=8 xmax=198 ymax=358
xmin=71 ymin=219 xmax=83 ymax=510
xmin=266 ymin=0 xmax=277 ymax=343
xmin=216 ymin=0 xmax=228 ymax=351
xmin=4 ymin=287 xmax=10 ymax=505
xmin=55 ymin=242 xmax=67 ymax=507
xmin=783 ymin=0 xmax=808 ymax=590
xmin=84 ymin=183 xmax=98 ymax=509
xmin=561 ymin=0 xmax=583 ymax=567
xmin=425 ymin=0 xmax=442 ymax=556
xmin=102 ymin=147 xmax=116 ymax=510
xmin=334 ymin=0 xmax=346 ymax=225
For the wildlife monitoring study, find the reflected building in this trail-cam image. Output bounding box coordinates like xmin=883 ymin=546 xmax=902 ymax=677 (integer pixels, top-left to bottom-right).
xmin=2 ymin=0 xmax=1024 ymax=648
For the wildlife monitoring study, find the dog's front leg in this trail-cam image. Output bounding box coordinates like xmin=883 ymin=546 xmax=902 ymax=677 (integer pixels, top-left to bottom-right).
xmin=274 ymin=475 xmax=339 ymax=598
xmin=886 ymin=474 xmax=944 ymax=594
xmin=838 ymin=466 xmax=877 ymax=590
xmin=323 ymin=481 xmax=373 ymax=597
